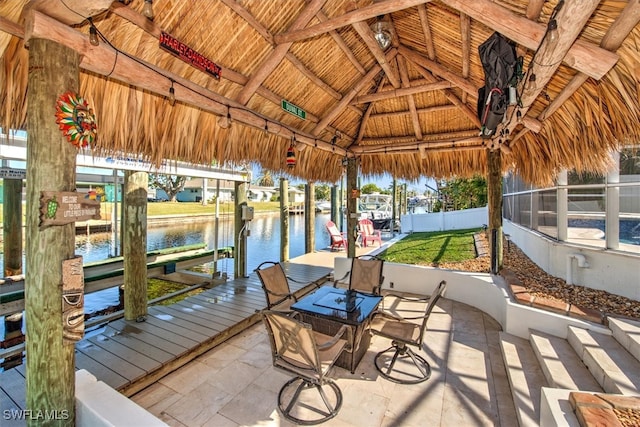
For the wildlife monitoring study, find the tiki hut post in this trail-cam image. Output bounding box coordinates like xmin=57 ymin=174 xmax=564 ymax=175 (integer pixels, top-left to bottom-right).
xmin=235 ymin=180 xmax=249 ymax=277
xmin=346 ymin=158 xmax=358 ymax=258
xmin=280 ymin=178 xmax=290 ymax=262
xmin=25 ymin=38 xmax=78 ymax=425
xmin=557 ymin=170 xmax=568 ymax=242
xmin=305 ymin=182 xmax=315 ymax=253
xmin=3 ymin=172 xmax=22 ymax=276
xmin=606 ymin=151 xmax=620 ymax=250
xmin=487 ymin=148 xmax=504 ymax=273
xmin=392 ymin=179 xmax=398 ymax=234
xmin=330 ymin=184 xmax=339 ymax=226
xmin=123 ymin=170 xmax=148 ymax=320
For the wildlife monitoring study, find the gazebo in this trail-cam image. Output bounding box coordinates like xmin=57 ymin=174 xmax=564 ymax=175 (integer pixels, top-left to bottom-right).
xmin=1 ymin=0 xmax=639 ymax=423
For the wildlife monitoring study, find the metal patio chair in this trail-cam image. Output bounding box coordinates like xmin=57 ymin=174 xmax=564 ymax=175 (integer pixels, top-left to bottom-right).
xmin=255 ymin=261 xmax=317 ymax=310
xmin=262 ymin=310 xmax=350 ymax=425
xmin=369 ymin=280 xmax=447 ymax=384
xmin=333 ymin=255 xmax=384 ymax=295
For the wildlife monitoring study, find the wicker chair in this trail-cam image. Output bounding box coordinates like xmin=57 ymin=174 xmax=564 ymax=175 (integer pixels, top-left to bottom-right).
xmin=333 ymin=255 xmax=384 ymax=295
xmin=262 ymin=310 xmax=350 ymax=425
xmin=255 ymin=261 xmax=317 ymax=310
xmin=369 ymin=280 xmax=447 ymax=384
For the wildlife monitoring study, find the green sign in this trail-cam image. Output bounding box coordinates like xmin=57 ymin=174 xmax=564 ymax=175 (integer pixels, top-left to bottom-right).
xmin=281 ymin=100 xmax=306 ymax=120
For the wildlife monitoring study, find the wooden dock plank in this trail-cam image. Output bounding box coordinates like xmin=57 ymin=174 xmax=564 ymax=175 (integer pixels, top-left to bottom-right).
xmin=111 ymin=318 xmax=200 ymax=351
xmin=145 ymin=309 xmax=212 ymax=341
xmin=75 ymin=340 xmax=146 ymax=382
xmin=178 ymin=296 xmax=256 ymax=323
xmin=170 ymin=301 xmax=237 ymax=328
xmin=0 ymin=368 xmax=26 ymax=409
xmin=103 ymin=323 xmax=189 ymax=358
xmin=74 ymin=351 xmax=129 ymax=390
xmin=151 ymin=305 xmax=228 ymax=332
xmin=87 ymin=335 xmax=163 ymax=372
xmin=189 ymin=292 xmax=262 ymax=316
xmin=100 ymin=326 xmax=177 ymax=363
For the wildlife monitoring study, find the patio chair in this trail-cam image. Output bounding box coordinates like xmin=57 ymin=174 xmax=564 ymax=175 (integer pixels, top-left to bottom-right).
xmin=358 ymin=218 xmax=382 ymax=247
xmin=255 ymin=261 xmax=317 ymax=310
xmin=333 ymin=255 xmax=384 ymax=295
xmin=369 ymin=280 xmax=447 ymax=384
xmin=262 ymin=310 xmax=350 ymax=425
xmin=326 ymin=220 xmax=347 ymax=251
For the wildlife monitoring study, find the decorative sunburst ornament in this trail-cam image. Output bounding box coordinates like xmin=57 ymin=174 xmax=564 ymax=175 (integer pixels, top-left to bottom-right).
xmin=55 ymin=91 xmax=97 ymax=148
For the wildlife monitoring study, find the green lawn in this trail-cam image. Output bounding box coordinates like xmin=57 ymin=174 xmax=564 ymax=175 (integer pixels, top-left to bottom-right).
xmin=378 ymin=228 xmax=479 ymax=265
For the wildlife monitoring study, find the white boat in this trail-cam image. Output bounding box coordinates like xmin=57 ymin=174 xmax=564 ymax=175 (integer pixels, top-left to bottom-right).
xmin=358 ymin=193 xmax=392 ymax=220
xmin=315 ymin=201 xmax=331 ymax=212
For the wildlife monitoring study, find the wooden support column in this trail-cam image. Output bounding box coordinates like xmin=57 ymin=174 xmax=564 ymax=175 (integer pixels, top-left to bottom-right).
xmin=346 ymin=159 xmax=358 ymax=258
xmin=25 ymin=38 xmax=77 ymax=426
xmin=123 ymin=170 xmax=148 ymax=321
xmin=279 ymin=178 xmax=290 ymax=262
xmin=392 ymin=179 xmax=398 ymax=234
xmin=487 ymin=149 xmax=503 ymax=274
xmin=3 ymin=178 xmax=23 ymax=276
xmin=305 ymin=182 xmax=315 ymax=253
xmin=234 ymin=181 xmax=249 ymax=277
xmin=330 ymin=185 xmax=339 ymax=226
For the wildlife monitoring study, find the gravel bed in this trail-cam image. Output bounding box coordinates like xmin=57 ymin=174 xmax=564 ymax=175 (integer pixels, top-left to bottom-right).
xmin=430 ymin=234 xmax=640 ymax=320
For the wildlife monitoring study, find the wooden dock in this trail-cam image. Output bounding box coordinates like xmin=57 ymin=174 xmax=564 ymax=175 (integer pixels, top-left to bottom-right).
xmin=0 ymin=261 xmax=332 ymax=416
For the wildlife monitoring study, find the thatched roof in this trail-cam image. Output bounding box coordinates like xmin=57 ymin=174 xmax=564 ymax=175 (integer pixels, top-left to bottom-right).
xmin=1 ymin=0 xmax=639 ymax=185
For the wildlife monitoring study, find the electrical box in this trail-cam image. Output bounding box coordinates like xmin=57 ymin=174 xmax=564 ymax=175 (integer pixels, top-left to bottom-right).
xmin=241 ymin=205 xmax=254 ymax=221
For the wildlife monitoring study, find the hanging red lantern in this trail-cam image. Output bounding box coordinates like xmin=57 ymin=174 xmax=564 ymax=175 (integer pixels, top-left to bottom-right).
xmin=286 ymin=140 xmax=296 ymax=168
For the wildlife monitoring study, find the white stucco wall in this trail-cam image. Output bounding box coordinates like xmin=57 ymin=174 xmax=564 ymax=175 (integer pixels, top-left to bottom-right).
xmin=504 ymin=221 xmax=640 ymax=301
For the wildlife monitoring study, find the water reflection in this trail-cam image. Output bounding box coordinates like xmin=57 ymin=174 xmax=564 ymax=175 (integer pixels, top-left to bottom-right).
xmin=1 ymin=213 xmax=334 ymax=317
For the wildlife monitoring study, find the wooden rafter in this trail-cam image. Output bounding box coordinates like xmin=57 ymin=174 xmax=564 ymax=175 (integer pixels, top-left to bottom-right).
xmin=439 ymin=0 xmax=618 ymax=80
xmin=235 ymin=0 xmax=326 ymax=105
xmin=417 ymin=3 xmax=436 ymax=60
xmin=526 ymin=0 xmax=546 ymax=21
xmin=311 ymin=49 xmax=399 ymax=137
xmin=511 ymin=0 xmax=640 ymax=146
xmin=315 ymin=10 xmax=366 ymax=75
xmin=26 ymin=0 xmax=112 ymax=25
xmin=274 ymin=0 xmax=434 ymax=45
xmin=351 ymin=20 xmax=401 ymax=88
xmin=362 ymin=130 xmax=479 ymax=144
xmin=498 ymin=0 xmax=602 ymax=141
xmin=353 ymin=77 xmax=387 ymax=147
xmin=219 ymin=0 xmax=274 ymax=45
xmin=351 ymin=80 xmax=452 ymax=104
xmin=459 ymin=12 xmax=470 ymax=104
xmin=370 ymin=104 xmax=456 ymax=119
xmin=109 ymin=2 xmax=349 ymax=133
xmin=23 ymin=10 xmax=348 ymax=157
xmin=286 ymin=53 xmax=341 ymax=99
xmin=397 ymin=55 xmax=423 ymax=140
xmin=352 ymin=137 xmax=483 ymax=154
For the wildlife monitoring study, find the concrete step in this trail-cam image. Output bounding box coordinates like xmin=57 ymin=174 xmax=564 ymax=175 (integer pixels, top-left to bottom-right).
xmin=529 ymin=329 xmax=603 ymax=392
xmin=567 ymin=325 xmax=640 ymax=396
xmin=608 ymin=317 xmax=640 ymax=363
xmin=500 ymin=331 xmax=547 ymax=427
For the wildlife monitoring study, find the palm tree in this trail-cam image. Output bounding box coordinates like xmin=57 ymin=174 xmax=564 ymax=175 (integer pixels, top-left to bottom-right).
xmin=256 ymin=169 xmax=275 ymax=187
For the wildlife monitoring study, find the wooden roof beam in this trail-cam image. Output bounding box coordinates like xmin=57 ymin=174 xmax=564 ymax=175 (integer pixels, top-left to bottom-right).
xmin=499 ymin=0 xmax=602 ymax=140
xmin=352 ymin=77 xmax=387 ymax=147
xmin=24 ymin=10 xmax=347 ymax=157
xmin=351 ymin=20 xmax=401 ymax=88
xmin=526 ymin=0 xmax=546 ymax=21
xmin=25 ymin=0 xmax=112 ymax=25
xmin=407 ymin=56 xmax=481 ymax=127
xmin=235 ymin=0 xmax=326 ymax=105
xmin=315 ymin=10 xmax=367 ymax=75
xmin=352 ymin=80 xmax=452 ymax=104
xmin=417 ymin=3 xmax=436 ymax=60
xmin=109 ymin=2 xmax=350 ymax=133
xmin=459 ymin=12 xmax=470 ymax=104
xmin=274 ymin=0 xmax=434 ymax=44
xmin=397 ymin=55 xmax=423 ymax=140
xmin=510 ymin=0 xmax=640 ymax=146
xmin=352 ymin=137 xmax=483 ymax=154
xmin=311 ymin=50 xmax=399 ymax=137
xmin=370 ymin=104 xmax=456 ymax=119
xmin=219 ymin=0 xmax=274 ymax=45
xmin=361 ymin=130 xmax=479 ymax=144
xmin=439 ymin=0 xmax=618 ymax=80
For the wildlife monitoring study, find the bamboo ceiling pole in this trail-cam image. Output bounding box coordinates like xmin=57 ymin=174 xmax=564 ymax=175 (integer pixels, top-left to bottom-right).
xmin=25 ymin=38 xmax=77 ymax=426
xmin=123 ymin=171 xmax=148 ymax=321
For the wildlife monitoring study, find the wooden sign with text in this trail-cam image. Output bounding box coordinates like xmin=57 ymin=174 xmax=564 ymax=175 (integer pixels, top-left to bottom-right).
xmin=39 ymin=191 xmax=101 ymax=228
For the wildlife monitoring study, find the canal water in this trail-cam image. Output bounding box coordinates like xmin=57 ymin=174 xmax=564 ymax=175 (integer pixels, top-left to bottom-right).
xmin=2 ymin=212 xmax=335 ymax=318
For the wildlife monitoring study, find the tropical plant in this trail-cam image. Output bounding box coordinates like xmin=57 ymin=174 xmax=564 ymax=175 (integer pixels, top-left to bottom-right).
xmin=149 ymin=174 xmax=188 ymax=202
xmin=256 ymin=169 xmax=275 ymax=187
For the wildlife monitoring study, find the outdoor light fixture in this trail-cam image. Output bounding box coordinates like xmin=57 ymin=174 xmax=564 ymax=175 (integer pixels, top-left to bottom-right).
xmin=142 ymin=0 xmax=154 ymax=20
xmin=89 ymin=24 xmax=99 ymax=46
xmin=286 ymin=136 xmax=296 ymax=168
xmin=218 ymin=107 xmax=231 ymax=129
xmin=526 ymin=73 xmax=537 ymax=91
xmin=371 ymin=16 xmax=392 ymax=50
xmin=168 ymin=80 xmax=176 ymax=106
xmin=547 ymin=18 xmax=558 ymax=44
